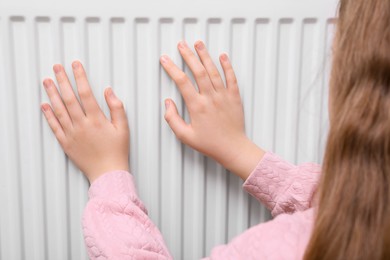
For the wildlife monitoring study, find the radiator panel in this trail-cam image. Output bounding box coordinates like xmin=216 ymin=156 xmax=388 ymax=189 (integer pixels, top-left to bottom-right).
xmin=0 ymin=1 xmax=337 ymax=259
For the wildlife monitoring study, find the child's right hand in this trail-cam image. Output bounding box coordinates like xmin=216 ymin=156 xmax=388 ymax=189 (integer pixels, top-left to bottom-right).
xmin=160 ymin=41 xmax=265 ymax=180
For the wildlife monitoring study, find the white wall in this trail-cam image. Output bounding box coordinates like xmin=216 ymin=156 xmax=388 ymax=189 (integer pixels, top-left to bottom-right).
xmin=0 ymin=0 xmax=338 ymax=259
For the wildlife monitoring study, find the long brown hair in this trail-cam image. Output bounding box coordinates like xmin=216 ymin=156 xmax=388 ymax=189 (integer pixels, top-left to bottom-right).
xmin=304 ymin=0 xmax=390 ymax=259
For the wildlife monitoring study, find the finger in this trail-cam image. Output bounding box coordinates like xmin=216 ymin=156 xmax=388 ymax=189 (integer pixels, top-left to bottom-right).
xmin=219 ymin=53 xmax=239 ymax=92
xmin=104 ymin=87 xmax=128 ymax=130
xmin=43 ymin=78 xmax=73 ymax=131
xmin=160 ymin=55 xmax=199 ymax=105
xmin=177 ymin=40 xmax=214 ymax=95
xmin=194 ymin=40 xmax=225 ymax=91
xmin=72 ymin=61 xmax=104 ymax=119
xmin=164 ymin=99 xmax=192 ymax=143
xmin=53 ymin=64 xmax=85 ymax=123
xmin=41 ymin=103 xmax=67 ymax=144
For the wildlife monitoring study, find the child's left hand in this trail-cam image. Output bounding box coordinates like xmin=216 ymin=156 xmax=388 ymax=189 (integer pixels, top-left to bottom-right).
xmin=41 ymin=61 xmax=130 ymax=183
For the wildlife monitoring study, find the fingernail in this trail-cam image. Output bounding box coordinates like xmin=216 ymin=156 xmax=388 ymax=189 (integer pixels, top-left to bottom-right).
xmin=109 ymin=88 xmax=116 ymax=98
xmin=72 ymin=61 xmax=80 ymax=69
xmin=195 ymin=41 xmax=204 ymax=50
xmin=41 ymin=104 xmax=48 ymax=112
xmin=43 ymin=79 xmax=50 ymax=89
xmin=178 ymin=40 xmax=187 ymax=49
xmin=53 ymin=64 xmax=61 ymax=74
xmin=220 ymin=53 xmax=229 ymax=62
xmin=165 ymin=99 xmax=170 ymax=109
xmin=160 ymin=55 xmax=169 ymax=64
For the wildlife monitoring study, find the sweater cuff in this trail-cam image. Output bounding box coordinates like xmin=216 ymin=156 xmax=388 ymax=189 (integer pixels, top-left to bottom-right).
xmin=242 ymin=151 xmax=295 ymax=200
xmin=88 ymin=171 xmax=139 ymax=200
xmin=244 ymin=152 xmax=271 ymax=186
xmin=243 ymin=151 xmax=295 ymax=186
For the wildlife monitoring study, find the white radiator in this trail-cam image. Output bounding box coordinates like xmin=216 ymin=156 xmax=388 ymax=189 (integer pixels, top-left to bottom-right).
xmin=0 ymin=0 xmax=338 ymax=259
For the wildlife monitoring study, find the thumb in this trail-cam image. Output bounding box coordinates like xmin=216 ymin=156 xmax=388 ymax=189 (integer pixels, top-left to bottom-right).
xmin=104 ymin=87 xmax=128 ymax=129
xmin=164 ymin=99 xmax=190 ymax=142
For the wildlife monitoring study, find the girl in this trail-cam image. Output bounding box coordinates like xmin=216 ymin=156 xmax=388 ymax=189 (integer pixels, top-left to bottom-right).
xmin=41 ymin=0 xmax=390 ymax=259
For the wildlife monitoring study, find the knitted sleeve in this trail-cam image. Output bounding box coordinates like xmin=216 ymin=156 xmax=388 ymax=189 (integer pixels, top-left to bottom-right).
xmin=243 ymin=152 xmax=321 ymax=216
xmin=82 ymin=171 xmax=173 ymax=259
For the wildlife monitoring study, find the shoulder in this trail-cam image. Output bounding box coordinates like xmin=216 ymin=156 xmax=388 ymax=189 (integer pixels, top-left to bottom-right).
xmin=209 ymin=208 xmax=315 ymax=260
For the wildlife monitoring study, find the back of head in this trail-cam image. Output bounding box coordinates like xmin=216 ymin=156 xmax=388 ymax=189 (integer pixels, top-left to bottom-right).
xmin=304 ymin=0 xmax=390 ymax=259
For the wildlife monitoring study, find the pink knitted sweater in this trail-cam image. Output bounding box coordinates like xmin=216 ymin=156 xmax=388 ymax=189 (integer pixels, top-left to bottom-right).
xmin=83 ymin=152 xmax=321 ymax=259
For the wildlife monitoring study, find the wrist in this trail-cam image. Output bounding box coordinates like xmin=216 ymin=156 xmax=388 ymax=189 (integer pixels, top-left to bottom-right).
xmin=86 ymin=161 xmax=130 ymax=184
xmin=217 ymin=137 xmax=265 ymax=181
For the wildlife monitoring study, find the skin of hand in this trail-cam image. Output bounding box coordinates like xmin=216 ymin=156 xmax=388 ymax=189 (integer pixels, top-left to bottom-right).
xmin=160 ymin=40 xmax=265 ymax=180
xmin=41 ymin=61 xmax=130 ymax=183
